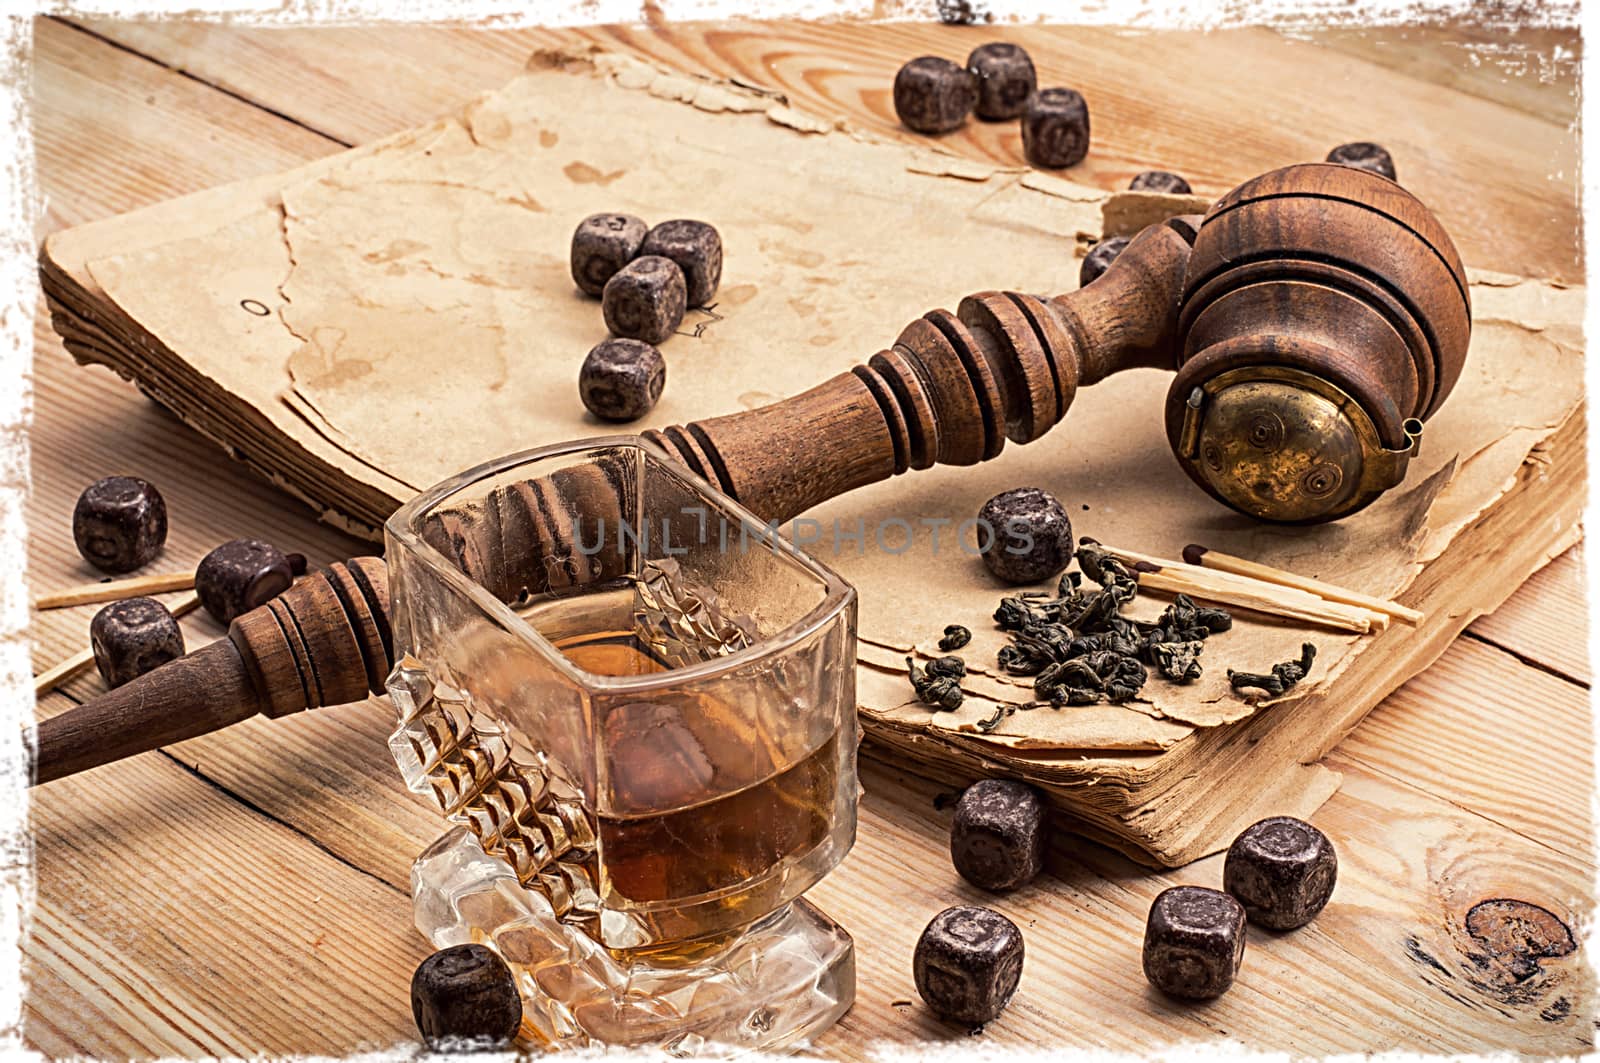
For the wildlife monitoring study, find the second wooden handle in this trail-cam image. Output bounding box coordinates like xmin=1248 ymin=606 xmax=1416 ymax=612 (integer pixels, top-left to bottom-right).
xmin=29 ymin=557 xmax=393 ymax=785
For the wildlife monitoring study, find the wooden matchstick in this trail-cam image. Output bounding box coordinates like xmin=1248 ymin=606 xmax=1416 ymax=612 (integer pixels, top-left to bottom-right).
xmin=34 ymin=553 xmax=306 ymax=611
xmin=35 ymin=570 xmax=197 ymax=610
xmin=1183 ymin=544 xmax=1423 ymax=626
xmin=1092 ymin=542 xmax=1388 ymax=634
xmin=33 ymin=593 xmax=203 ymax=698
xmin=1130 ymin=566 xmax=1379 ymax=635
xmin=32 ymin=647 xmax=95 ymax=698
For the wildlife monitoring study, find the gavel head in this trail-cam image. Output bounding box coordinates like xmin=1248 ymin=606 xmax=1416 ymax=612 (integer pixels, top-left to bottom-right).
xmin=1162 ymin=163 xmax=1471 ymax=523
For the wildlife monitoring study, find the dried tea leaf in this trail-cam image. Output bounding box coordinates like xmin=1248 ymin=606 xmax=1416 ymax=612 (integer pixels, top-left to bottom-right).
xmin=909 ymin=655 xmax=966 ymax=711
xmin=1228 ymin=643 xmax=1317 ymax=697
xmin=939 ymin=624 xmax=973 ymax=652
xmin=1147 ymin=639 xmax=1204 ymax=683
xmin=975 ymin=703 xmax=1016 ymax=733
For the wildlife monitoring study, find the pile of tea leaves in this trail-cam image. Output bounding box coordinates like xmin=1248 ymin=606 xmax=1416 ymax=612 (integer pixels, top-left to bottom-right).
xmin=908 ymin=539 xmax=1239 ymax=732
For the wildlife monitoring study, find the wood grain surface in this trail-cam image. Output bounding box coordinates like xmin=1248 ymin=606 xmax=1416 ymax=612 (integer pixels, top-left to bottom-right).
xmin=24 ymin=15 xmax=1589 ymax=1056
xmin=72 ymin=19 xmax=1582 ymax=283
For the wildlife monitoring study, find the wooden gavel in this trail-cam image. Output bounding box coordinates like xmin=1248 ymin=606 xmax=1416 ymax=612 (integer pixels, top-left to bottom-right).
xmin=31 ymin=163 xmax=1470 ymax=784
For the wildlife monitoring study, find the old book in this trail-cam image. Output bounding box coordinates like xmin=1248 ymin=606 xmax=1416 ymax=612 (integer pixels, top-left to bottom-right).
xmin=41 ymin=48 xmax=1585 ymax=865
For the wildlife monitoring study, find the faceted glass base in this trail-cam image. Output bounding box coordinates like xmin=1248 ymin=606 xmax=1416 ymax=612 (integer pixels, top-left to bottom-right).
xmin=412 ymin=828 xmax=855 ymax=1055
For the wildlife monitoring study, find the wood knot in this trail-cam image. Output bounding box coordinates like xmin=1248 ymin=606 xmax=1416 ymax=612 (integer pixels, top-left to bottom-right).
xmin=1463 ymin=898 xmax=1576 ymax=984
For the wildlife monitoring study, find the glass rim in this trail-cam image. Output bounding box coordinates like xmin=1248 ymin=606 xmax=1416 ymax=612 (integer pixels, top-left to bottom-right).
xmin=385 ymin=434 xmax=856 ymax=692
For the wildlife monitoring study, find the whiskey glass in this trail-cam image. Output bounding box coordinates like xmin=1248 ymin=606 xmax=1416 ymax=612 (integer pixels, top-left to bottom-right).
xmin=383 ymin=437 xmax=858 ymax=1053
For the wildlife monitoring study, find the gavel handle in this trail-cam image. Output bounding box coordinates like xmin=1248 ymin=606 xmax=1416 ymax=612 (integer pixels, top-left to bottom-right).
xmin=29 ymin=557 xmax=391 ymax=785
xmin=644 ymin=217 xmax=1198 ymax=523
xmin=30 ymin=219 xmax=1196 ymax=785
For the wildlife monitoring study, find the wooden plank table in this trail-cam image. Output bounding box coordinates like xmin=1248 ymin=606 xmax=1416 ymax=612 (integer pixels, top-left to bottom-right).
xmin=25 ymin=17 xmax=1590 ymax=1056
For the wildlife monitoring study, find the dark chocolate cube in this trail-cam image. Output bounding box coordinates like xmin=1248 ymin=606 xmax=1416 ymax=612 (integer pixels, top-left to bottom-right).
xmin=893 ymin=56 xmax=978 ymax=135
xmin=914 ymin=905 xmax=1025 ymax=1026
xmin=967 ymin=43 xmax=1036 ymax=121
xmin=950 ymin=778 xmax=1048 ymax=892
xmin=1224 ymin=816 xmax=1338 ymax=930
xmin=1021 ymin=87 xmax=1090 ymax=170
xmin=90 ymin=597 xmax=185 ymax=688
xmin=1079 ymin=235 xmax=1129 ymax=288
xmin=1325 ymin=141 xmax=1397 ymax=182
xmin=195 ymin=538 xmax=295 ymax=626
xmin=602 ymin=255 xmax=687 ymax=345
xmin=411 ymin=943 xmax=522 ymax=1051
xmin=570 ymin=213 xmax=648 ymax=298
xmin=579 ymin=338 xmax=666 ymax=423
xmin=1128 ymin=170 xmax=1192 ymax=195
xmin=978 ymin=487 xmax=1073 ymax=585
xmin=72 ymin=476 xmax=167 ymax=574
xmin=1142 ymin=885 xmax=1246 ymax=1000
xmin=639 ymin=219 xmax=722 ymax=308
